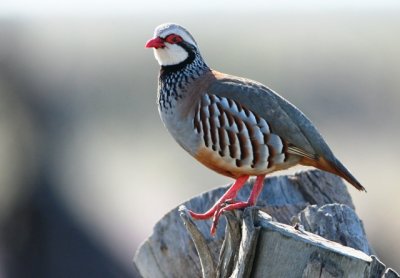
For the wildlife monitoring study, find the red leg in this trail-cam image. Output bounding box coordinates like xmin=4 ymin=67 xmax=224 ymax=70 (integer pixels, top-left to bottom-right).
xmin=210 ymin=174 xmax=266 ymax=235
xmin=189 ymin=175 xmax=249 ymax=220
xmin=247 ymin=174 xmax=266 ymax=205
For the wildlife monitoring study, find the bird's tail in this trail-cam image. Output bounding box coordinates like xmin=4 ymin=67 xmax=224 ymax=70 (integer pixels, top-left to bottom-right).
xmin=300 ymin=155 xmax=366 ymax=192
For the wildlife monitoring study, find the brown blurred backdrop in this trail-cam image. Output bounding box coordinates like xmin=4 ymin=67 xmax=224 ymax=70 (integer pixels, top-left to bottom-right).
xmin=0 ymin=1 xmax=399 ymax=277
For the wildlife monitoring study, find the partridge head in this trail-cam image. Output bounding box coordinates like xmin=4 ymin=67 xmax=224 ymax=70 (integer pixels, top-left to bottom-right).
xmin=146 ymin=23 xmax=365 ymax=235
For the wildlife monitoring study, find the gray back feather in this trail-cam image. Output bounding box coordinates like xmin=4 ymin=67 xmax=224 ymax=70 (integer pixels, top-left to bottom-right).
xmin=208 ymin=75 xmax=337 ymax=162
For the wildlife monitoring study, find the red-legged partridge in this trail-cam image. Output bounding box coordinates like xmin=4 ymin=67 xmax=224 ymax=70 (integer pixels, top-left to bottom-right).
xmin=146 ymin=23 xmax=365 ymax=235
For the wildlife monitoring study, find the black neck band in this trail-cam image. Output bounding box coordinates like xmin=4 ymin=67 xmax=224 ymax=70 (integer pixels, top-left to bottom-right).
xmin=160 ymin=43 xmax=196 ymax=75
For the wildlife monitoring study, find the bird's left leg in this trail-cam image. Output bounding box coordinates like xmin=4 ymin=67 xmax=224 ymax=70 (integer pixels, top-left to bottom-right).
xmin=210 ymin=174 xmax=266 ymax=235
xmin=188 ymin=175 xmax=249 ymax=220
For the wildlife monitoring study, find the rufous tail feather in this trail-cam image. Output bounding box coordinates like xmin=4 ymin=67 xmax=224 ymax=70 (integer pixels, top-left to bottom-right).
xmin=300 ymin=156 xmax=366 ymax=192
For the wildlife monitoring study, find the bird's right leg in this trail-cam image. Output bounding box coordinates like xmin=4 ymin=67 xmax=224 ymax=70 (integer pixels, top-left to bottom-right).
xmin=188 ymin=175 xmax=249 ymax=220
xmin=210 ymin=174 xmax=265 ymax=234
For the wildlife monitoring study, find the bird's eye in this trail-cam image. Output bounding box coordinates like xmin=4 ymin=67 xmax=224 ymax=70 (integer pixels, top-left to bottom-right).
xmin=165 ymin=34 xmax=183 ymax=44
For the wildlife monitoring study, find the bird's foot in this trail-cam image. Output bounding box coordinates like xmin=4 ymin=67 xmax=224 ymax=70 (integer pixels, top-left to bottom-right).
xmin=188 ymin=199 xmax=228 ymax=220
xmin=188 ymin=199 xmax=252 ymax=236
xmin=187 ymin=175 xmax=264 ymax=235
xmin=210 ymin=200 xmax=252 ymax=235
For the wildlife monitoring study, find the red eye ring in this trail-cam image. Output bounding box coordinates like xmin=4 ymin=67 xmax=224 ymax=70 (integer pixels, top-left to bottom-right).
xmin=165 ymin=34 xmax=183 ymax=44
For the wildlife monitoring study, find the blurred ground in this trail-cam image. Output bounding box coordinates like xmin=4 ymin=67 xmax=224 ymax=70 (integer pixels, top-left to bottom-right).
xmin=0 ymin=4 xmax=399 ymax=277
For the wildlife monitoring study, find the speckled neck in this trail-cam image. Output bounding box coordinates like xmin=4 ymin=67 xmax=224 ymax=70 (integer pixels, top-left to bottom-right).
xmin=158 ymin=47 xmax=209 ymax=113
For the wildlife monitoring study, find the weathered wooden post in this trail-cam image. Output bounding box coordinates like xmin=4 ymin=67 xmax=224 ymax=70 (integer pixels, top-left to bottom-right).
xmin=134 ymin=170 xmax=399 ymax=277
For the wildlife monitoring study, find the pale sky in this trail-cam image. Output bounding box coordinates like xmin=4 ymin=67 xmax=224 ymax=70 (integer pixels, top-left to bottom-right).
xmin=0 ymin=0 xmax=399 ymax=17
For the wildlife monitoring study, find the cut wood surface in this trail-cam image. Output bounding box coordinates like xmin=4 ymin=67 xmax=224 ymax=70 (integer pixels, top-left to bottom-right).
xmin=134 ymin=170 xmax=399 ymax=278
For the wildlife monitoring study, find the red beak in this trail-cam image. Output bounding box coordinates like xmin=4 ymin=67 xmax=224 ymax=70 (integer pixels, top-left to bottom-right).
xmin=145 ymin=37 xmax=165 ymax=49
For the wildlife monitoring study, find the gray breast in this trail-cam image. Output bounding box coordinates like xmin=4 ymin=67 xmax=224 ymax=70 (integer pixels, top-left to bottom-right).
xmin=159 ymin=98 xmax=201 ymax=156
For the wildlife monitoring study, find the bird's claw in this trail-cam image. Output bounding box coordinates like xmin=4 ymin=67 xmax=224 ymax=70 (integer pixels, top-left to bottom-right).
xmin=210 ymin=200 xmax=252 ymax=236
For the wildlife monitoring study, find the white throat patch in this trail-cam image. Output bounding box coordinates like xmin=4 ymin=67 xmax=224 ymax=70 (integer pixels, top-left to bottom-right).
xmin=154 ymin=44 xmax=188 ymax=66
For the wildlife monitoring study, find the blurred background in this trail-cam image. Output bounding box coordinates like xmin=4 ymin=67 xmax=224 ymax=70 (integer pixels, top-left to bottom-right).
xmin=0 ymin=0 xmax=399 ymax=277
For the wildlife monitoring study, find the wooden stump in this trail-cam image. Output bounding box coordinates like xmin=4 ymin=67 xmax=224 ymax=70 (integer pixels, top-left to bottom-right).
xmin=134 ymin=170 xmax=399 ymax=278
